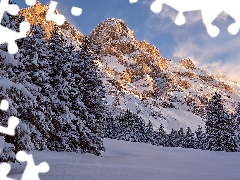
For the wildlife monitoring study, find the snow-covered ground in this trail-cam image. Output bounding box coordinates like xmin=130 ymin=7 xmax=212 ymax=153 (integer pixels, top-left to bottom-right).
xmin=8 ymin=138 xmax=240 ymax=180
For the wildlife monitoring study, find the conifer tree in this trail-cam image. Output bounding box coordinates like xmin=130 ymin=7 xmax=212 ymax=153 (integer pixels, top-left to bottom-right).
xmin=194 ymin=125 xmax=206 ymax=150
xmin=231 ymin=103 xmax=240 ymax=151
xmin=169 ymin=128 xmax=179 ymax=147
xmin=184 ymin=126 xmax=194 ymax=148
xmin=233 ymin=103 xmax=240 ymax=133
xmin=177 ymin=127 xmax=185 ymax=148
xmin=154 ymin=124 xmax=167 ymax=146
xmin=145 ymin=120 xmax=154 ymax=144
xmin=129 ymin=111 xmax=146 ymax=142
xmin=103 ymin=109 xmax=148 ymax=143
xmin=0 ymin=14 xmax=107 ymax=160
xmin=205 ymin=93 xmax=238 ymax=152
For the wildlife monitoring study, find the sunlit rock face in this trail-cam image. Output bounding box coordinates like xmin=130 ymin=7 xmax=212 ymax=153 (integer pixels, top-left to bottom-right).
xmin=179 ymin=58 xmax=196 ymax=70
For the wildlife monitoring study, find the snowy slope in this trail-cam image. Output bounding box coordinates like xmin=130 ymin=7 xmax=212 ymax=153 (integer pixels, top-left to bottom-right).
xmin=89 ymin=18 xmax=240 ymax=132
xmin=8 ymin=138 xmax=240 ymax=180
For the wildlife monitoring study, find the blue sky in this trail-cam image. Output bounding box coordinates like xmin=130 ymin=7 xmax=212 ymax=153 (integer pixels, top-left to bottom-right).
xmin=16 ymin=0 xmax=240 ymax=80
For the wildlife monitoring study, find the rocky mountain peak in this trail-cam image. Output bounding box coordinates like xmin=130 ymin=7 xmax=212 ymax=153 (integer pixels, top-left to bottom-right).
xmin=89 ymin=18 xmax=163 ymax=64
xmin=179 ymin=58 xmax=196 ymax=70
xmin=89 ymin=18 xmax=167 ymax=73
xmin=88 ymin=18 xmax=170 ymax=106
xmin=89 ymin=18 xmax=136 ymax=46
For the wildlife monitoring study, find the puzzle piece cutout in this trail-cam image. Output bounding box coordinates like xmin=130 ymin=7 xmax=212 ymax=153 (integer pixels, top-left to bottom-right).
xmin=46 ymin=1 xmax=66 ymax=25
xmin=16 ymin=151 xmax=50 ymax=180
xmin=0 ymin=163 xmax=16 ymax=180
xmin=0 ymin=0 xmax=19 ymax=18
xmin=0 ymin=21 xmax=30 ymax=54
xmin=0 ymin=100 xmax=19 ymax=136
xmin=0 ymin=0 xmax=31 ymax=54
xmin=0 ymin=100 xmax=19 ymax=154
xmin=25 ymin=0 xmax=37 ymax=6
xmin=129 ymin=0 xmax=138 ymax=3
xmin=46 ymin=1 xmax=82 ymax=23
xmin=0 ymin=0 xmax=83 ymax=54
xmin=150 ymin=0 xmax=240 ymax=37
xmin=0 ymin=116 xmax=19 ymax=136
xmin=0 ymin=99 xmax=9 ymax=111
xmin=71 ymin=6 xmax=82 ymax=16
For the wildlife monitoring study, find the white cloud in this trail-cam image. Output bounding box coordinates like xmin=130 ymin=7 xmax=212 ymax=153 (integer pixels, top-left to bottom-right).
xmin=172 ymin=30 xmax=240 ymax=80
xmin=144 ymin=3 xmax=240 ymax=81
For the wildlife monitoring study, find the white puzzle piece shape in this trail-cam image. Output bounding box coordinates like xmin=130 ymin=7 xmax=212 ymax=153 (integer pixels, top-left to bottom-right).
xmin=0 ymin=116 xmax=19 ymax=136
xmin=0 ymin=163 xmax=16 ymax=180
xmin=129 ymin=0 xmax=138 ymax=3
xmin=0 ymin=100 xmax=9 ymax=111
xmin=25 ymin=0 xmax=37 ymax=6
xmin=46 ymin=1 xmax=65 ymax=25
xmin=71 ymin=6 xmax=82 ymax=16
xmin=0 ymin=100 xmax=19 ymax=136
xmin=0 ymin=0 xmax=30 ymax=54
xmin=16 ymin=151 xmax=50 ymax=180
xmin=150 ymin=0 xmax=240 ymax=37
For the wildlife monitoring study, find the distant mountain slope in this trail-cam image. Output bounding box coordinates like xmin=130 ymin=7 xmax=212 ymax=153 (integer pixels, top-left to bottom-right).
xmin=89 ymin=18 xmax=240 ymax=132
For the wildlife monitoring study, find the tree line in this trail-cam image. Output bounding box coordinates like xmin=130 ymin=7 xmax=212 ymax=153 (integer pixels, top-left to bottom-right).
xmin=104 ymin=93 xmax=240 ymax=152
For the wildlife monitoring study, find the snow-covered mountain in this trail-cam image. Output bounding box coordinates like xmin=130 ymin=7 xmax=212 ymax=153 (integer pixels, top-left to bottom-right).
xmin=1 ymin=2 xmax=240 ymax=148
xmin=89 ymin=18 xmax=240 ymax=132
xmin=1 ymin=2 xmax=240 ymax=161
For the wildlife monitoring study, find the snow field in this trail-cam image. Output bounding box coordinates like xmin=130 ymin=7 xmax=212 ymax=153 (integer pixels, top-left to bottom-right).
xmin=8 ymin=138 xmax=240 ymax=180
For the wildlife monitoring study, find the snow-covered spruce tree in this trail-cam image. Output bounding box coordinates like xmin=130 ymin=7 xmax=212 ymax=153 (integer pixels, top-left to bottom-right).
xmin=177 ymin=127 xmax=185 ymax=148
xmin=133 ymin=114 xmax=148 ymax=143
xmin=234 ymin=102 xmax=240 ymax=132
xmin=0 ymin=11 xmax=107 ymax=159
xmin=184 ymin=127 xmax=194 ymax=148
xmin=194 ymin=125 xmax=206 ymax=150
xmin=40 ymin=26 xmax=106 ymax=155
xmin=103 ymin=116 xmax=121 ymax=139
xmin=168 ymin=128 xmax=179 ymax=147
xmin=232 ymin=102 xmax=240 ymax=150
xmin=205 ymin=92 xmax=238 ymax=152
xmin=104 ymin=109 xmax=147 ymax=143
xmin=0 ymin=13 xmax=38 ymax=162
xmin=128 ymin=110 xmax=147 ymax=143
xmin=38 ymin=26 xmax=81 ymax=152
xmin=114 ymin=110 xmax=131 ymax=141
xmin=154 ymin=124 xmax=167 ymax=147
xmin=234 ymin=130 xmax=240 ymax=151
xmin=145 ymin=120 xmax=155 ymax=144
xmin=124 ymin=110 xmax=145 ymax=142
xmin=14 ymin=25 xmax=55 ymax=151
xmin=163 ymin=130 xmax=171 ymax=147
xmin=77 ymin=38 xmax=107 ymax=153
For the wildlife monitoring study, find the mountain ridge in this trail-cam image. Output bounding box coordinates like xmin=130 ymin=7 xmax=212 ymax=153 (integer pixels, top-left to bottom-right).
xmin=88 ymin=17 xmax=240 ymax=132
